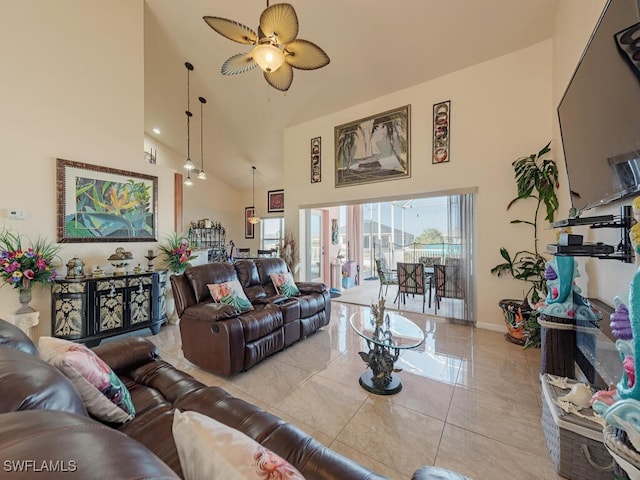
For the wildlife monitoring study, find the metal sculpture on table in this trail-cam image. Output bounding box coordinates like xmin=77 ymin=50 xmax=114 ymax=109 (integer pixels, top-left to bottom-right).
xmin=358 ymin=299 xmax=403 ymax=393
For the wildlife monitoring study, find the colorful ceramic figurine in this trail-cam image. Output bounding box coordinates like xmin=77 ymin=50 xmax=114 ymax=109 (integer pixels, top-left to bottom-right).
xmin=590 ymin=196 xmax=640 ymax=450
xmin=536 ymin=256 xmax=601 ymax=322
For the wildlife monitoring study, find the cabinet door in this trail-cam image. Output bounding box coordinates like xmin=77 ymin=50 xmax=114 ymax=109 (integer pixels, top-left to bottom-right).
xmin=95 ymin=279 xmax=126 ymax=333
xmin=156 ymin=271 xmax=167 ymax=321
xmin=128 ymin=275 xmax=152 ymax=325
xmin=52 ymin=282 xmax=87 ymax=339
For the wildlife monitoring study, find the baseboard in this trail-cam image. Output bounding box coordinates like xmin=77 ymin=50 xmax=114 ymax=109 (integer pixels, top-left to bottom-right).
xmin=475 ymin=321 xmax=505 ymax=333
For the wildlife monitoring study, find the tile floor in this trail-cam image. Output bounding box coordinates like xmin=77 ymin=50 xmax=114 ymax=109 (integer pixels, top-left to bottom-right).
xmin=148 ymin=296 xmax=564 ymax=480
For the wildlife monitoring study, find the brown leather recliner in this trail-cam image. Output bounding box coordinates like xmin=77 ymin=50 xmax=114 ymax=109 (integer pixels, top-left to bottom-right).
xmin=234 ymin=258 xmax=330 ymax=346
xmin=0 ymin=318 xmax=468 ymax=480
xmin=172 ymin=262 xmax=284 ymax=376
xmin=171 ymin=259 xmax=330 ymax=376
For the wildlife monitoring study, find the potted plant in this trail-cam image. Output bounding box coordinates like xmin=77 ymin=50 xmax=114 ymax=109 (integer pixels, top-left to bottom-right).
xmin=490 ymin=141 xmax=559 ymax=347
xmin=158 ymin=232 xmax=196 ymax=274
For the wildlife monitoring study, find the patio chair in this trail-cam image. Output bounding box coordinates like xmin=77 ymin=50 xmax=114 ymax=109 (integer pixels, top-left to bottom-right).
xmin=375 ymin=259 xmax=397 ymax=299
xmin=396 ymin=262 xmax=427 ymax=313
xmin=433 ymin=264 xmax=465 ymax=314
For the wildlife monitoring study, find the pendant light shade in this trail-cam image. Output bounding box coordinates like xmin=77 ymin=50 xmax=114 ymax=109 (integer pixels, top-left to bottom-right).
xmin=248 ymin=166 xmax=261 ymax=224
xmin=183 ymin=62 xmax=195 ymax=174
xmin=197 ymin=96 xmax=207 ymax=180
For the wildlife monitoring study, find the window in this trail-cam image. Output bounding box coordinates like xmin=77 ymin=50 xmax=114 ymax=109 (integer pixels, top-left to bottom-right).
xmin=261 ymin=217 xmax=284 ymax=252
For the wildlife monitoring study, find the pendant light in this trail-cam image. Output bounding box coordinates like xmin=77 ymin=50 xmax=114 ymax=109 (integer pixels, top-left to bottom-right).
xmin=197 ymin=96 xmax=207 ymax=180
xmin=183 ymin=62 xmax=195 ymax=179
xmin=248 ymin=166 xmax=261 ymax=224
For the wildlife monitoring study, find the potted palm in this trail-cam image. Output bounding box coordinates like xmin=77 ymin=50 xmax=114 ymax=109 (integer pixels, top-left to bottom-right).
xmin=490 ymin=141 xmax=559 ymax=347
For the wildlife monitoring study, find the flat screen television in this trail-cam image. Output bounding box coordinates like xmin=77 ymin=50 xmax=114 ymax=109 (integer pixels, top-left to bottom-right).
xmin=558 ymin=0 xmax=640 ymax=212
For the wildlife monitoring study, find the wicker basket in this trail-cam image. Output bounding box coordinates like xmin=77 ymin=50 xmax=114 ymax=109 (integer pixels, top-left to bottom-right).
xmin=603 ymin=424 xmax=640 ymax=480
xmin=541 ymin=374 xmax=616 ymax=479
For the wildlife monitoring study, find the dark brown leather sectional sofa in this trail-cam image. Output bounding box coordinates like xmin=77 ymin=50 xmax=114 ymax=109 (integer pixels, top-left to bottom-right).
xmin=170 ymin=257 xmax=331 ymax=376
xmin=0 ymin=318 xmax=467 ymax=480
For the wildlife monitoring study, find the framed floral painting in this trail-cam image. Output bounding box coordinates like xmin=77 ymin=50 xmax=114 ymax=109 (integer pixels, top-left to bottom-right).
xmin=56 ymin=158 xmax=158 ymax=243
xmin=267 ymin=190 xmax=284 ymax=213
xmin=245 ymin=207 xmax=255 ymax=239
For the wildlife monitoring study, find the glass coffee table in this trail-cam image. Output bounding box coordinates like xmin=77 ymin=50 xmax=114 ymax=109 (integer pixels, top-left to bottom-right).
xmin=350 ymin=310 xmax=425 ymax=395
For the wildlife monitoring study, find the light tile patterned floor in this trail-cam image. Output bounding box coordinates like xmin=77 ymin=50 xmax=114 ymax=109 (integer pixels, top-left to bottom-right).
xmin=149 ymin=298 xmax=562 ymax=479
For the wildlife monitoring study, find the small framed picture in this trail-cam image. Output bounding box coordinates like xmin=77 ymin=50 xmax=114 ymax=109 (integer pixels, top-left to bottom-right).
xmin=311 ymin=137 xmax=321 ymax=183
xmin=432 ymin=100 xmax=450 ymax=164
xmin=245 ymin=207 xmax=255 ymax=239
xmin=267 ymin=189 xmax=284 ymax=213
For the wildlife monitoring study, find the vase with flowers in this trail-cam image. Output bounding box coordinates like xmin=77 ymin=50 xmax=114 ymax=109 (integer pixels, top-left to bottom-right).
xmin=0 ymin=229 xmax=61 ymax=313
xmin=279 ymin=229 xmax=300 ymax=275
xmin=158 ymin=233 xmax=196 ymax=274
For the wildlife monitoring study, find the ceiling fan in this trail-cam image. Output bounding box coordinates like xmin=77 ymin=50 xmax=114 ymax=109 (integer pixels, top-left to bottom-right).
xmin=203 ymin=2 xmax=330 ymax=92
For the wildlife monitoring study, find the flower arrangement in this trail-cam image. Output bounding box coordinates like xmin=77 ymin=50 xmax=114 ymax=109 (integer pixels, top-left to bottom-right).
xmin=279 ymin=229 xmax=300 ymax=274
xmin=158 ymin=232 xmax=196 ymax=274
xmin=0 ymin=229 xmax=61 ymax=291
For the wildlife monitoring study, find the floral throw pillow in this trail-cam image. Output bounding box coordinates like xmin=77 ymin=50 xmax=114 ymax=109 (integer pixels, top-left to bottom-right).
xmin=270 ymin=272 xmax=300 ymax=298
xmin=172 ymin=410 xmax=305 ymax=480
xmin=208 ymin=280 xmax=254 ymax=312
xmin=38 ymin=336 xmax=135 ymax=423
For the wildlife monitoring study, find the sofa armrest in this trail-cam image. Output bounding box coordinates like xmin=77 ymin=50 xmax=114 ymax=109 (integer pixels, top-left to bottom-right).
xmin=296 ymin=282 xmax=327 ymax=294
xmin=182 ymin=302 xmax=240 ymax=322
xmin=92 ymin=337 xmax=159 ymax=374
xmin=252 ymin=294 xmax=288 ymax=305
xmin=412 ymin=466 xmax=470 ymax=480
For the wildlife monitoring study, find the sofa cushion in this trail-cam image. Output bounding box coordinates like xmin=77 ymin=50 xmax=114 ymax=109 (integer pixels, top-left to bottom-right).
xmin=297 ymin=293 xmax=326 ymax=318
xmin=0 ymin=410 xmax=179 ymax=479
xmin=270 ymin=272 xmax=300 ymax=298
xmin=0 ymin=318 xmax=38 ymax=355
xmin=172 ymin=410 xmax=304 ymax=480
xmin=185 ymin=262 xmax=238 ymax=304
xmin=208 ymin=280 xmax=254 ymax=313
xmin=238 ymin=304 xmax=283 ymax=343
xmin=0 ymin=347 xmax=87 ymax=416
xmin=39 ymin=337 xmax=135 ymax=423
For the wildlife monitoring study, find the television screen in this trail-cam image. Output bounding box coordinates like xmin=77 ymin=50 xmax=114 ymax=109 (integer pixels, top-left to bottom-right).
xmin=558 ymin=0 xmax=640 ymax=211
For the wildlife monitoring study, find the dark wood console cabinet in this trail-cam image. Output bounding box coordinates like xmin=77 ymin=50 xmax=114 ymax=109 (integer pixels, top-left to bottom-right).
xmin=51 ymin=270 xmax=167 ymax=346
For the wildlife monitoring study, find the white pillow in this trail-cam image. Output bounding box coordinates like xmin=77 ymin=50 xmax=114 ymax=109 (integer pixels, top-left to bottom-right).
xmin=172 ymin=410 xmax=304 ymax=480
xmin=38 ymin=336 xmax=135 ymax=424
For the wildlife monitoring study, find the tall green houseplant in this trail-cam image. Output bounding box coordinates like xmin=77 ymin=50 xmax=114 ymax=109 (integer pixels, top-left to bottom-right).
xmin=491 ymin=141 xmax=559 ymax=347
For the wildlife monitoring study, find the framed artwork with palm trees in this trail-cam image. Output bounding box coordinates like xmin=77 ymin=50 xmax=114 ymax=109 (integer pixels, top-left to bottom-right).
xmin=56 ymin=158 xmax=158 ymax=242
xmin=334 ymin=105 xmax=410 ymax=187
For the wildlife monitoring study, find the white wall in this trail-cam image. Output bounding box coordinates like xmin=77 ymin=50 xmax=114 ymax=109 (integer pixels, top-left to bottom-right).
xmin=284 ymin=41 xmax=554 ymax=331
xmin=144 ymin=135 xmax=242 ymax=242
xmin=0 ymin=1 xmax=167 ymax=336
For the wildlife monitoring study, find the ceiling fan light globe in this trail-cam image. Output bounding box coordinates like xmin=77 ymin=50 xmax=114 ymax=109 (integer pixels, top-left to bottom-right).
xmin=197 ymin=170 xmax=207 ymax=180
xmin=184 ymin=158 xmax=195 ymax=170
xmin=184 ymin=174 xmax=193 ymax=186
xmin=252 ymin=44 xmax=285 ymax=73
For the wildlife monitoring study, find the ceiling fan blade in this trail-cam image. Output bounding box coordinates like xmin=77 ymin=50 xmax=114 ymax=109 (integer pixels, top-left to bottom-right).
xmin=203 ymin=16 xmax=258 ymax=45
xmin=284 ymin=39 xmax=330 ymax=70
xmin=264 ymin=63 xmax=293 ymax=92
xmin=221 ymin=53 xmax=258 ymax=76
xmin=259 ymin=3 xmax=298 ymax=45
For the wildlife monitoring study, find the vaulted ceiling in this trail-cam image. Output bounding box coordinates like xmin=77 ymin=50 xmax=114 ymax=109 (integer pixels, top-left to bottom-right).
xmin=144 ymin=0 xmax=559 ymax=190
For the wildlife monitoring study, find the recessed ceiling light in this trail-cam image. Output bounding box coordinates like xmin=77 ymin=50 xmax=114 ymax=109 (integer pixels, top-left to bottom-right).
xmin=152 ymin=127 xmax=161 ymax=135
